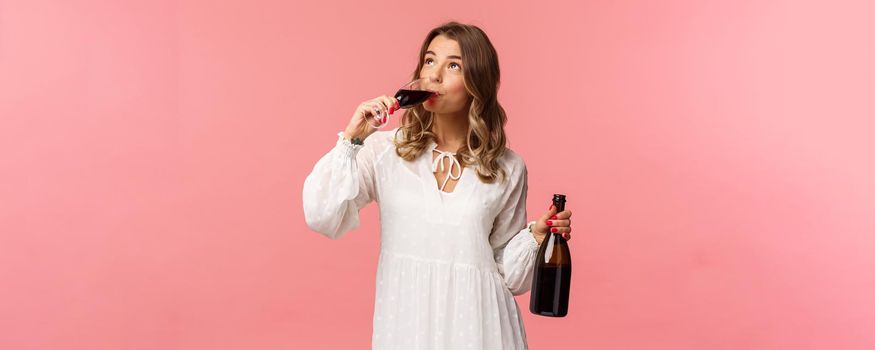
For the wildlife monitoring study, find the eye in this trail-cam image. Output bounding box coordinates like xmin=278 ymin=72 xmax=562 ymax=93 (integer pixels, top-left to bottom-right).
xmin=449 ymin=62 xmax=461 ymax=70
xmin=424 ymin=58 xmax=434 ymax=65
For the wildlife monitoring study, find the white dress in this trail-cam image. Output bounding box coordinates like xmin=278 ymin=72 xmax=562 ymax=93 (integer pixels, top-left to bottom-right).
xmin=303 ymin=128 xmax=540 ymax=349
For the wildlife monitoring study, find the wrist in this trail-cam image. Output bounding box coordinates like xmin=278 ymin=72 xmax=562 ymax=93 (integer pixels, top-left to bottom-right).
xmin=342 ymin=130 xmax=366 ymax=145
xmin=528 ymin=221 xmax=545 ymax=245
xmin=343 ymin=123 xmax=369 ymax=139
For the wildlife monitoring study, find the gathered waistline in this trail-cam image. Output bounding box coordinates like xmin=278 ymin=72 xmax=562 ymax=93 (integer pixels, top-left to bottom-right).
xmin=380 ymin=249 xmax=500 ymax=274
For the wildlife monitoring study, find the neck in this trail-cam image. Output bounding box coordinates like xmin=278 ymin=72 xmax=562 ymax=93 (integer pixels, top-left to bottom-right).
xmin=430 ymin=110 xmax=469 ymax=151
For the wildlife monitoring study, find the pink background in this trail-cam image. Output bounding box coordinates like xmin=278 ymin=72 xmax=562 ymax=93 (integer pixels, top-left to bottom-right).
xmin=2 ymin=0 xmax=874 ymax=349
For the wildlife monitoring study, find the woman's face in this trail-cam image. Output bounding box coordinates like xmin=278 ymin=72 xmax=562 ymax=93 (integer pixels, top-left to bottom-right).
xmin=420 ymin=35 xmax=471 ymax=115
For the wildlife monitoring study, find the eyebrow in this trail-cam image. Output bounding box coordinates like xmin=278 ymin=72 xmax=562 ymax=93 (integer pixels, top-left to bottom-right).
xmin=425 ymin=51 xmax=462 ymax=60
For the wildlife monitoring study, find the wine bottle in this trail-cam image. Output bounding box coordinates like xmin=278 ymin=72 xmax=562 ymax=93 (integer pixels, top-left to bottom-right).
xmin=529 ymin=194 xmax=572 ymax=317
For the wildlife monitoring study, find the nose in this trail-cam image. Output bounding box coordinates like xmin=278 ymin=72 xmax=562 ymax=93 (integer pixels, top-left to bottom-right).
xmin=427 ymin=70 xmax=442 ymax=84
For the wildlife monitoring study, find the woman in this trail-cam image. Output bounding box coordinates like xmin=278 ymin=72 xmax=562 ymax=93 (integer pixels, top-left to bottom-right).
xmin=303 ymin=21 xmax=573 ymax=349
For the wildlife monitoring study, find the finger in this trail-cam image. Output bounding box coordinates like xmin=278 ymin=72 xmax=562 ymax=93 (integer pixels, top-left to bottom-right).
xmin=555 ymin=209 xmax=573 ymax=220
xmin=366 ymin=101 xmax=383 ymax=114
xmin=549 ymin=226 xmax=571 ymax=234
xmin=357 ymin=102 xmax=372 ymax=119
xmin=562 ymin=233 xmax=572 ymax=241
xmin=386 ymin=95 xmax=400 ymax=110
xmin=541 ymin=204 xmax=558 ymax=221
xmin=545 ymin=219 xmax=570 ymax=227
xmin=378 ymin=95 xmax=396 ymax=114
xmin=366 ymin=99 xmax=385 ymax=117
xmin=368 ymin=101 xmax=388 ymax=123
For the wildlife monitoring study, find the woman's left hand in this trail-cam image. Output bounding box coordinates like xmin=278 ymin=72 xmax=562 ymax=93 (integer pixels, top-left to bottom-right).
xmin=531 ymin=204 xmax=572 ymax=245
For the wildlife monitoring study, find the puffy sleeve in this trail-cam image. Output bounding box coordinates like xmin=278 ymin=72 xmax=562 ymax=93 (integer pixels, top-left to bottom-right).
xmin=302 ymin=131 xmax=387 ymax=240
xmin=489 ymin=158 xmax=540 ymax=296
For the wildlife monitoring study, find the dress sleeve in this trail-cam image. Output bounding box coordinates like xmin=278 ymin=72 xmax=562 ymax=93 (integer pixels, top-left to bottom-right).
xmin=489 ymin=161 xmax=541 ymax=296
xmin=302 ymin=131 xmax=384 ymax=240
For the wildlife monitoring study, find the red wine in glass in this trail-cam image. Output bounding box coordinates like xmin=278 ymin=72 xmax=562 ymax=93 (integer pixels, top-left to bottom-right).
xmin=395 ymin=89 xmax=436 ymax=108
xmin=368 ymin=78 xmax=437 ymax=128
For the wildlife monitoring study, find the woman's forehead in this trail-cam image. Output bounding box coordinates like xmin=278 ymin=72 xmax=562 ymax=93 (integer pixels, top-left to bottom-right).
xmin=426 ymin=35 xmax=461 ymax=58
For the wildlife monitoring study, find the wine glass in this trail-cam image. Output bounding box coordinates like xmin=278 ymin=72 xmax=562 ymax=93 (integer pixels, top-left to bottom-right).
xmin=367 ymin=77 xmax=438 ymax=128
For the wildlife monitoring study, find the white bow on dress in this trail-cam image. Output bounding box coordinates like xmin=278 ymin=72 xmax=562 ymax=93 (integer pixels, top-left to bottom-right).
xmin=431 ymin=149 xmax=462 ymax=192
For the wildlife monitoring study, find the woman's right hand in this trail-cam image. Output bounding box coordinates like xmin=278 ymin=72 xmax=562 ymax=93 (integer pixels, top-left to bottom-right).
xmin=343 ymin=95 xmax=400 ymax=141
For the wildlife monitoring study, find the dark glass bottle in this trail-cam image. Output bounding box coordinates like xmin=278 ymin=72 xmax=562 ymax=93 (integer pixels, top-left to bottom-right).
xmin=529 ymin=194 xmax=572 ymax=317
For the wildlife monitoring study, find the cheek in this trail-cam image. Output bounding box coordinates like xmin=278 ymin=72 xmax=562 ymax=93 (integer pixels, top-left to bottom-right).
xmin=446 ymin=79 xmax=468 ymax=100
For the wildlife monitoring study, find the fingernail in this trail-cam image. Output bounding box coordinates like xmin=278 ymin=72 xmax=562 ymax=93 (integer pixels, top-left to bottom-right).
xmin=550 ymin=215 xmax=557 ymax=220
xmin=395 ymin=101 xmax=400 ymax=109
xmin=551 ymin=227 xmax=558 ymax=233
xmin=389 ymin=107 xmax=395 ymax=114
xmin=546 ymin=220 xmax=553 ymax=226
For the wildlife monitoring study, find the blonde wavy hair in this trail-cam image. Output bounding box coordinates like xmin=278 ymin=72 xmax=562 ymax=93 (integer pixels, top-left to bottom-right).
xmin=393 ymin=21 xmax=509 ymax=184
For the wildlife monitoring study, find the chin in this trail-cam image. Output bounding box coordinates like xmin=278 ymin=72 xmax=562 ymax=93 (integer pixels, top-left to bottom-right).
xmin=423 ymin=102 xmax=439 ymax=113
xmin=424 ymin=101 xmax=464 ymax=115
